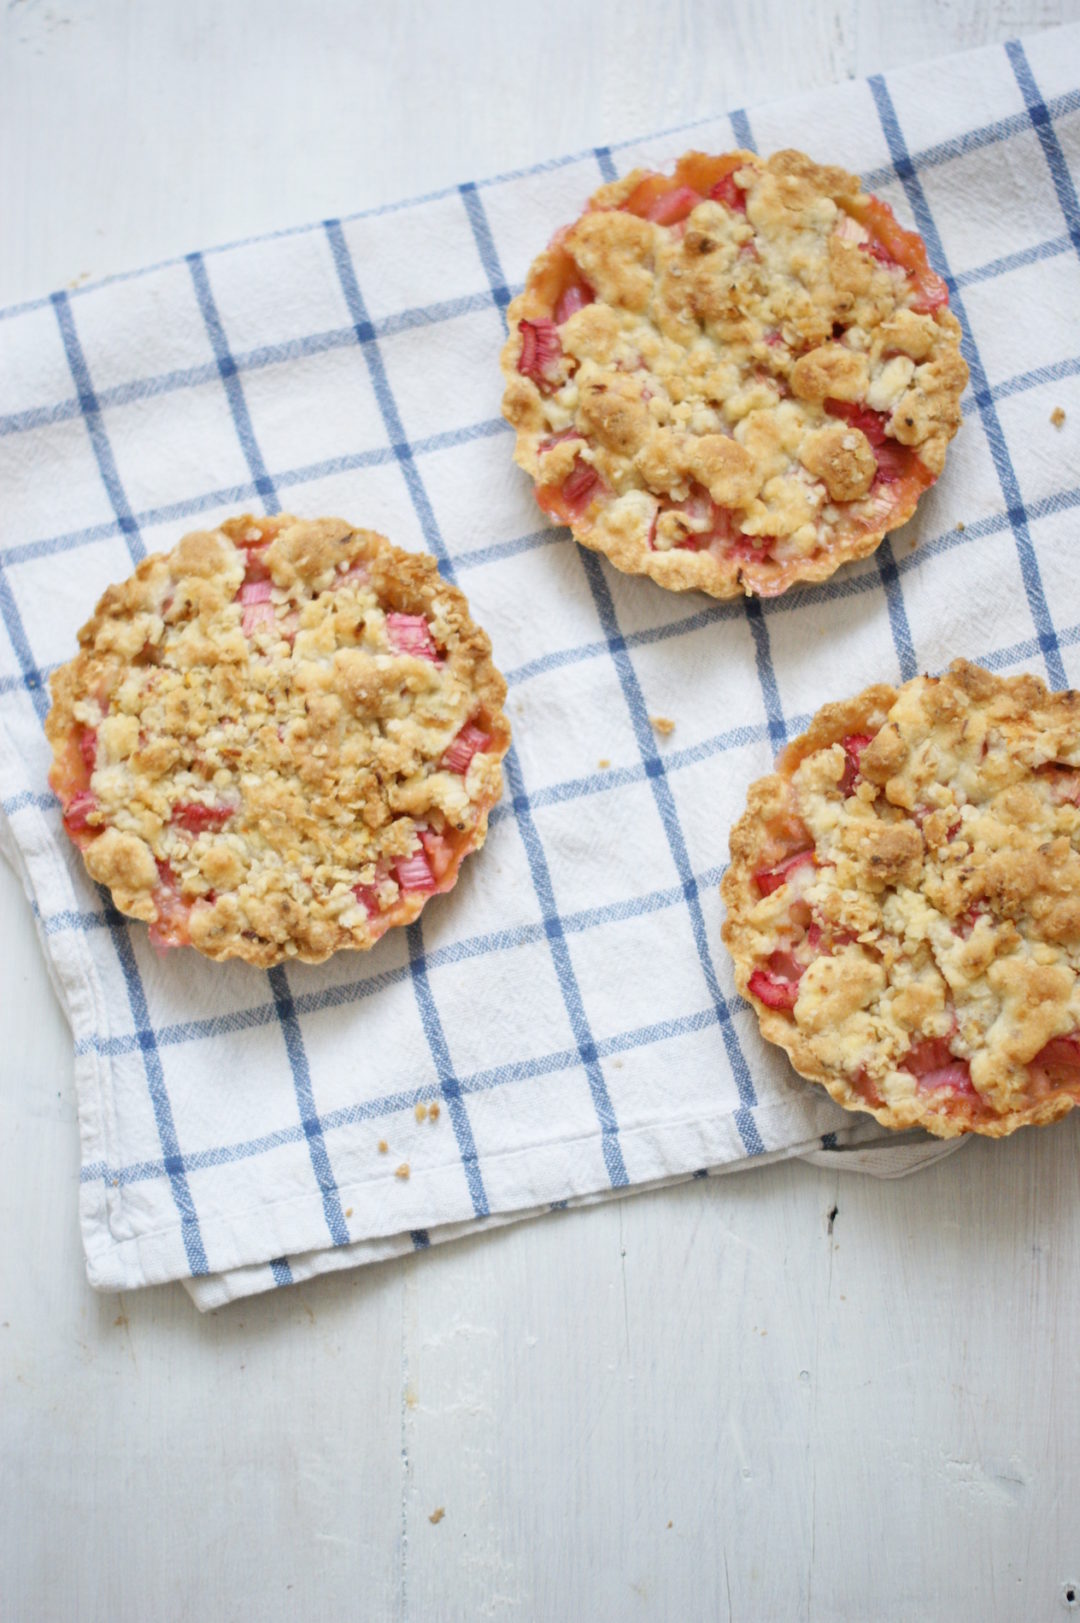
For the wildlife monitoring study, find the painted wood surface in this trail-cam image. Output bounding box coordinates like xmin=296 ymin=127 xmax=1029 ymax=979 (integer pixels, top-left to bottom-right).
xmin=2 ymin=2 xmax=1080 ymax=1618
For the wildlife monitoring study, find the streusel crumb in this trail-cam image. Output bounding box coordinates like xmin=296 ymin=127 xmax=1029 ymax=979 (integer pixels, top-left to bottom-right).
xmin=501 ymin=148 xmax=966 ymax=599
xmin=46 ymin=515 xmax=510 ymax=966
xmin=722 ymin=660 xmax=1080 ymax=1138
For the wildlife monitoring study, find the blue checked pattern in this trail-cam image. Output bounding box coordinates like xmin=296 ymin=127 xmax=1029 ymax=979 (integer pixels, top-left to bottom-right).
xmin=1 ymin=29 xmax=1078 ymax=1304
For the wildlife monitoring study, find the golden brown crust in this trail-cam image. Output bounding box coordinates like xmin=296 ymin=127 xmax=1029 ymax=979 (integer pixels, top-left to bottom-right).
xmin=722 ymin=662 xmax=1080 ymax=1139
xmin=500 ymin=148 xmax=967 ymax=599
xmin=46 ymin=515 xmax=511 ymax=966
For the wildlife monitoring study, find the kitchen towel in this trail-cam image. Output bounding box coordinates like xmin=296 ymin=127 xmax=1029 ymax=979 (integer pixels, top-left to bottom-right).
xmin=0 ymin=27 xmax=1075 ymax=1307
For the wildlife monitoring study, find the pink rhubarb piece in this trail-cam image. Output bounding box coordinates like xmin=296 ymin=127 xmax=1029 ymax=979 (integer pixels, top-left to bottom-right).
xmin=148 ymin=860 xmax=191 ymax=951
xmin=559 ymin=458 xmax=604 ymax=518
xmin=517 ymin=318 xmax=563 ymax=390
xmin=644 ymin=186 xmax=701 ymax=226
xmin=753 ymin=848 xmax=815 ymax=897
xmin=394 ymin=849 xmax=437 ymax=893
xmin=538 ymin=428 xmax=584 ymax=455
xmin=839 ymin=733 xmax=874 ymax=795
xmin=419 ymin=827 xmax=454 ymax=880
xmin=64 ymin=790 xmax=97 ymax=833
xmin=913 ymin=1062 xmax=977 ymax=1097
xmin=386 ymin=612 xmax=439 ymax=661
xmin=442 ymin=722 xmax=491 ymax=774
xmin=710 ymin=173 xmax=747 ymax=212
xmin=242 ymin=600 xmax=277 ymax=636
xmin=748 ymin=964 xmax=800 ymax=1010
xmin=902 ymin=1036 xmax=977 ymax=1097
xmin=172 ymin=802 xmax=233 ymax=835
xmin=824 ymin=398 xmax=889 ymax=447
xmin=554 ymin=282 xmax=593 ymax=325
xmin=353 ymin=860 xmax=392 ymax=920
xmin=657 ymin=489 xmax=747 ymax=556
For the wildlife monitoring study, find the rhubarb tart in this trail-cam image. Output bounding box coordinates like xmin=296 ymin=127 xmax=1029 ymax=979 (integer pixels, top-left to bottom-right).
xmin=501 ymin=148 xmax=967 ymax=599
xmin=46 ymin=515 xmax=510 ymax=966
xmin=722 ymin=661 xmax=1080 ymax=1138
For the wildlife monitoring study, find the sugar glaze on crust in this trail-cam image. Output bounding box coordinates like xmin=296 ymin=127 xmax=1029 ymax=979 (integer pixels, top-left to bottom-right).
xmin=721 ymin=661 xmax=1080 ymax=1138
xmin=46 ymin=515 xmax=511 ymax=967
xmin=501 ymin=149 xmax=967 ymax=599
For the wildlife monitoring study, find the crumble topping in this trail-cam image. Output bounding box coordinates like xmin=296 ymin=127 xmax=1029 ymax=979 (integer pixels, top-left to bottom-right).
xmin=46 ymin=515 xmax=510 ymax=966
xmin=501 ymin=148 xmax=967 ymax=598
xmin=722 ymin=660 xmax=1080 ymax=1137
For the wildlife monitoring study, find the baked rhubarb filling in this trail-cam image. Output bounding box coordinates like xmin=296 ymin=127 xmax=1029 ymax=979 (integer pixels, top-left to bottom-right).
xmin=46 ymin=515 xmax=510 ymax=967
xmin=722 ymin=661 xmax=1080 ymax=1138
xmin=501 ymin=148 xmax=966 ymax=599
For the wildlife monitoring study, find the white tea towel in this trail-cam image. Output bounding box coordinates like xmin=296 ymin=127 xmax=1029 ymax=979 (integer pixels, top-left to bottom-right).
xmin=1 ymin=27 xmax=1077 ymax=1307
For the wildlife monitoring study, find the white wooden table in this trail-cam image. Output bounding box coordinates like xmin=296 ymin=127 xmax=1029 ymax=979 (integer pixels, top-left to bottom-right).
xmin=3 ymin=4 xmax=1080 ymax=1618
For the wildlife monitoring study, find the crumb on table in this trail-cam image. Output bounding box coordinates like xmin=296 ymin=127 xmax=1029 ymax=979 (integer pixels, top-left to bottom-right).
xmin=378 ymin=1139 xmax=388 ymax=1155
xmin=1052 ymin=406 xmax=1066 ymax=428
xmin=598 ymin=758 xmax=610 ymax=769
xmin=395 ymin=1162 xmax=410 ymax=1180
xmin=415 ymin=1102 xmax=428 ymax=1123
xmin=650 ymin=716 xmax=675 ymax=736
xmin=344 ymin=1207 xmax=353 ymax=1218
xmin=428 ymin=1102 xmax=441 ymax=1123
xmin=955 ymin=521 xmax=965 ymax=532
xmin=429 ymin=1507 xmax=445 ymax=1525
